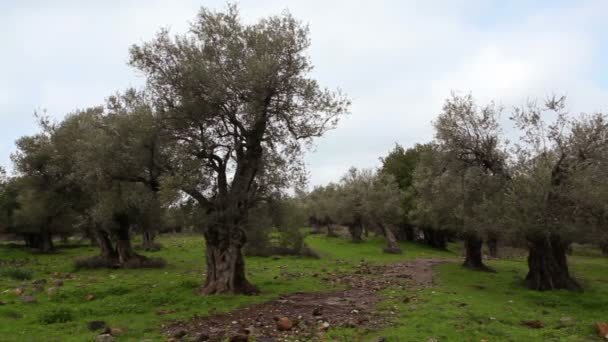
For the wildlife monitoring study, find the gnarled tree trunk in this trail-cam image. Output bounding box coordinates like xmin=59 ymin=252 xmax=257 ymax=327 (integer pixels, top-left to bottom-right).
xmin=200 ymin=220 xmax=258 ymax=295
xmin=396 ymin=224 xmax=416 ymax=242
xmin=382 ymin=224 xmax=402 ymax=254
xmin=525 ymin=234 xmax=580 ymax=291
xmin=326 ymin=224 xmax=338 ymax=237
xmin=463 ymin=232 xmax=492 ymax=271
xmin=95 ymin=229 xmax=116 ymax=260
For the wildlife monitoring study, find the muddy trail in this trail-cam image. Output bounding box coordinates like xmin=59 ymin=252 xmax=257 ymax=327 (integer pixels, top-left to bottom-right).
xmin=163 ymin=258 xmax=453 ymax=342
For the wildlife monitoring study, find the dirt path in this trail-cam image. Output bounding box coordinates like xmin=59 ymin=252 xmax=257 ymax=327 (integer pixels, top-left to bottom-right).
xmin=163 ymin=258 xmax=453 ymax=342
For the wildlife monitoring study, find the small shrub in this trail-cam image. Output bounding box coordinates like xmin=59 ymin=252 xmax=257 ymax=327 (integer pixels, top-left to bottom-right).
xmin=38 ymin=307 xmax=74 ymax=324
xmin=0 ymin=268 xmax=33 ymax=280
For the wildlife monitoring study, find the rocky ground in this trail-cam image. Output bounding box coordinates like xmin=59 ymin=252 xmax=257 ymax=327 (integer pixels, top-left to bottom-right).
xmin=163 ymin=258 xmax=453 ymax=342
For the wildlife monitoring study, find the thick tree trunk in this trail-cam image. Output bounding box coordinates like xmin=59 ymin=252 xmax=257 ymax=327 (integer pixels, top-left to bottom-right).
xmin=463 ymin=233 xmax=492 ymax=271
xmin=525 ymin=234 xmax=580 ymax=291
xmin=200 ymin=224 xmax=258 ymax=295
xmin=487 ymin=232 xmax=498 ymax=258
xmin=382 ymin=224 xmax=402 ymax=254
xmin=601 ymin=240 xmax=608 ymax=257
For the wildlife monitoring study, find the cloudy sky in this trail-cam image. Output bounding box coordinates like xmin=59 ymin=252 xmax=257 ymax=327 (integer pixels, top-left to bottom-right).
xmin=1 ymin=0 xmax=607 ymax=187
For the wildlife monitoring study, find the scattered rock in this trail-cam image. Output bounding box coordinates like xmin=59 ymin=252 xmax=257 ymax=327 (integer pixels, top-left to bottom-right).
xmin=276 ymin=317 xmax=293 ymax=331
xmin=521 ymin=320 xmax=544 ymax=329
xmin=20 ymin=295 xmax=36 ymax=303
xmin=0 ymin=301 xmax=6 ymax=306
xmin=320 ymin=321 xmax=330 ymax=331
xmin=87 ymin=320 xmax=107 ymax=331
xmin=14 ymin=287 xmax=25 ymax=296
xmin=52 ymin=279 xmax=64 ymax=287
xmin=596 ymin=322 xmax=608 ymax=340
xmin=374 ymin=337 xmax=387 ymax=342
xmin=47 ymin=287 xmax=57 ymax=296
xmin=312 ymin=306 xmax=323 ymax=316
xmin=85 ymin=294 xmax=95 ymax=301
xmin=110 ymin=327 xmax=124 ymax=336
xmin=95 ymin=334 xmax=115 ymax=342
xmin=558 ymin=316 xmax=575 ymax=328
xmin=32 ymin=284 xmax=45 ymax=292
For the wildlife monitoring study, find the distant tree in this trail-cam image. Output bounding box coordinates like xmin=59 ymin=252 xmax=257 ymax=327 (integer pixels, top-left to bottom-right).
xmin=305 ymin=184 xmax=340 ymax=237
xmin=10 ymin=122 xmax=82 ymax=252
xmin=380 ymin=143 xmax=427 ymax=242
xmin=129 ymin=5 xmax=348 ymax=294
xmin=433 ymin=94 xmax=508 ymax=270
xmin=0 ymin=168 xmax=19 ymax=237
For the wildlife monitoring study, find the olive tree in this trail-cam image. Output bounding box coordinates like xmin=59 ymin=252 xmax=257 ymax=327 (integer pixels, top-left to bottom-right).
xmin=433 ymin=94 xmax=508 ymax=270
xmin=129 ymin=5 xmax=348 ymax=294
xmin=505 ymin=96 xmax=608 ymax=290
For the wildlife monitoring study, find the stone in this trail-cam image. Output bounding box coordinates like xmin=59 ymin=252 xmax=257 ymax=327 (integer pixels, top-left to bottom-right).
xmin=110 ymin=327 xmax=124 ymax=336
xmin=87 ymin=320 xmax=107 ymax=331
xmin=596 ymin=322 xmax=608 ymax=340
xmin=320 ymin=321 xmax=330 ymax=330
xmin=276 ymin=317 xmax=293 ymax=331
xmin=32 ymin=284 xmax=45 ymax=292
xmin=47 ymin=287 xmax=57 ymax=296
xmin=52 ymin=279 xmax=64 ymax=287
xmin=95 ymin=334 xmax=115 ymax=342
xmin=256 ymin=338 xmax=276 ymax=342
xmin=374 ymin=338 xmax=387 ymax=342
xmin=85 ymin=294 xmax=95 ymax=301
xmin=21 ymin=295 xmax=36 ymax=303
xmin=312 ymin=306 xmax=323 ymax=316
xmin=14 ymin=287 xmax=25 ymax=296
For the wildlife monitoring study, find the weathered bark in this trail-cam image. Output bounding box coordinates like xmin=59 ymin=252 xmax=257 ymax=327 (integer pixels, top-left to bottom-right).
xmin=525 ymin=234 xmax=580 ymax=291
xmin=382 ymin=224 xmax=402 ymax=254
xmin=200 ymin=221 xmax=258 ymax=295
xmin=463 ymin=233 xmax=492 ymax=271
xmin=486 ymin=232 xmax=499 ymax=258
xmin=422 ymin=227 xmax=448 ymax=250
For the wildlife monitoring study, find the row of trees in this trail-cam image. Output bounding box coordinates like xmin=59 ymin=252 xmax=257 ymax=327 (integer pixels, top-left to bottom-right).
xmin=372 ymin=94 xmax=608 ymax=291
xmin=306 ymin=168 xmax=403 ymax=253
xmin=0 ymin=5 xmax=348 ymax=294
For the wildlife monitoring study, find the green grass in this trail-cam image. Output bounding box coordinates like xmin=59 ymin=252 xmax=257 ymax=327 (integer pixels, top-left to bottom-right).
xmin=1 ymin=234 xmax=607 ymax=341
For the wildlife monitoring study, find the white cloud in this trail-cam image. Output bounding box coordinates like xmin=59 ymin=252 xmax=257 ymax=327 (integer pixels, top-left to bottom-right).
xmin=0 ymin=0 xmax=607 ymax=187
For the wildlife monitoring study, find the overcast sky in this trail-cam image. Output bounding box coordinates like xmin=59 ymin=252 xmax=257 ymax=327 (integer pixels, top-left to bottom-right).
xmin=1 ymin=0 xmax=607 ymax=187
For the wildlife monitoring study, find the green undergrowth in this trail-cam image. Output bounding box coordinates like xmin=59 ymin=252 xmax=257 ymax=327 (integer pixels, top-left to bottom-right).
xmin=1 ymin=234 xmax=607 ymax=341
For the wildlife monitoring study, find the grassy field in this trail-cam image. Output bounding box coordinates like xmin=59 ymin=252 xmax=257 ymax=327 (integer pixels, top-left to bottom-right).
xmin=0 ymin=234 xmax=607 ymax=341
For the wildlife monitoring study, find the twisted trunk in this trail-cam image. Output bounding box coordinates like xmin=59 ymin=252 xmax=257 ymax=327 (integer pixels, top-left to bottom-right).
xmin=463 ymin=232 xmax=492 ymax=271
xmin=525 ymin=234 xmax=580 ymax=291
xmin=38 ymin=230 xmax=54 ymax=253
xmin=95 ymin=229 xmax=116 ymax=260
xmin=200 ymin=212 xmax=258 ymax=295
